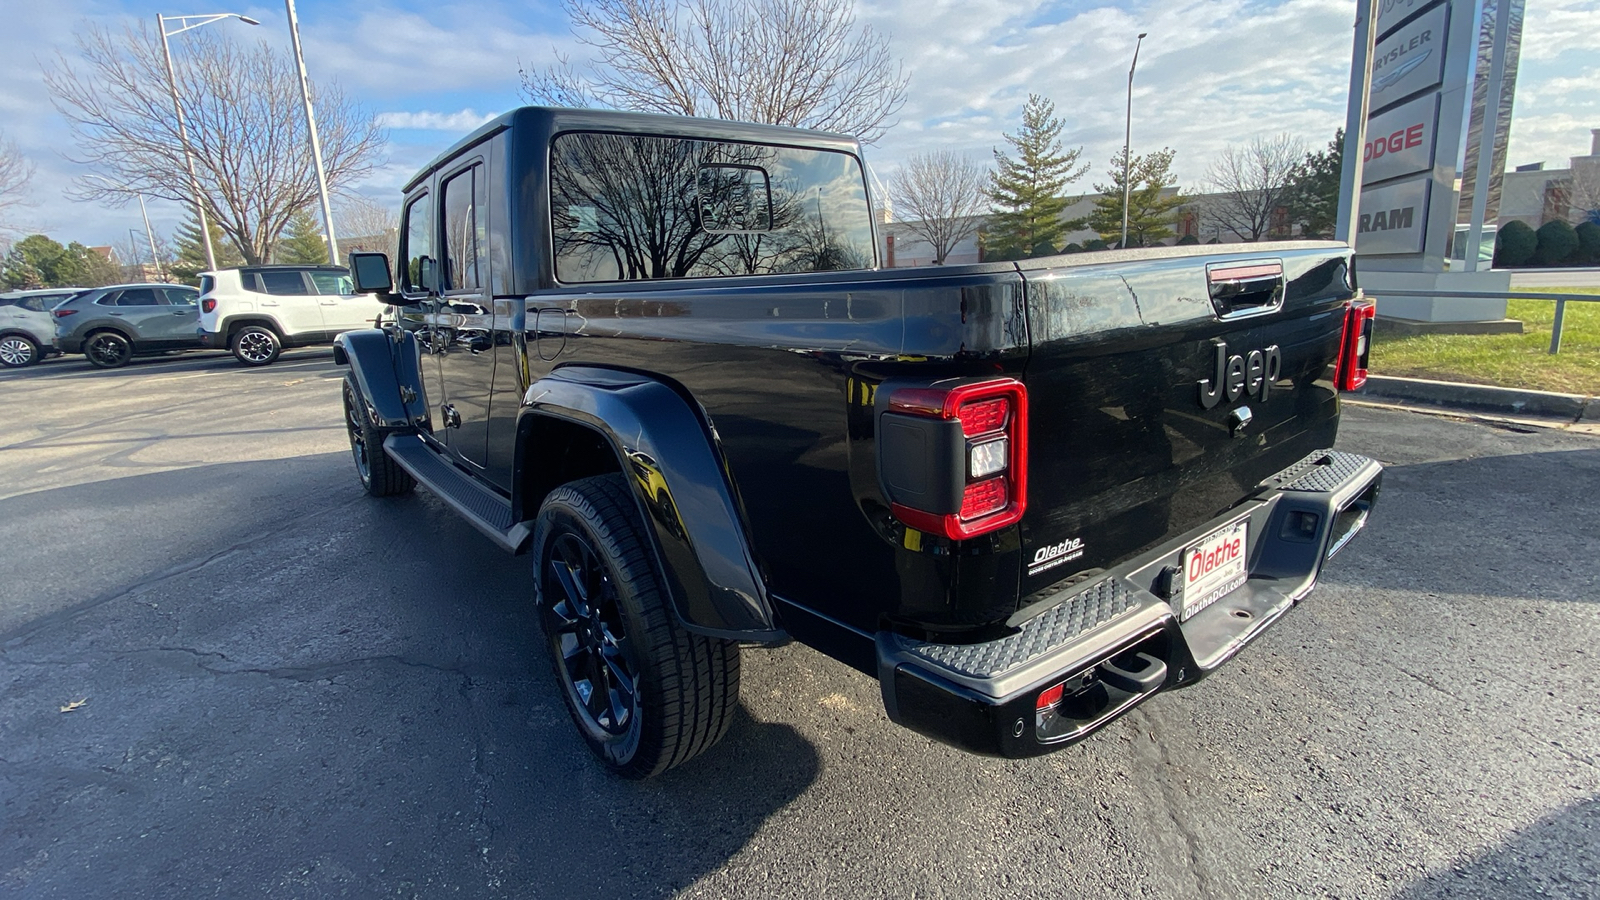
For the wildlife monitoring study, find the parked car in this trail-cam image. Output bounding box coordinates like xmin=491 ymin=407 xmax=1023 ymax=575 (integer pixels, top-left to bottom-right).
xmin=197 ymin=265 xmax=377 ymax=366
xmin=53 ymin=284 xmax=202 ymax=368
xmin=0 ymin=288 xmax=84 ymax=367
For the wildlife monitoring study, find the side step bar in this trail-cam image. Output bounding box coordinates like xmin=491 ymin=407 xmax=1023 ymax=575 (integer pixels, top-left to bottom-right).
xmin=382 ymin=434 xmax=532 ymax=553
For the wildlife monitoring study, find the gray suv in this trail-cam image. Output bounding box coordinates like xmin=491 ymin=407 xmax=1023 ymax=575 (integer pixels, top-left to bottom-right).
xmin=0 ymin=289 xmax=83 ymax=367
xmin=53 ymin=284 xmax=202 ymax=368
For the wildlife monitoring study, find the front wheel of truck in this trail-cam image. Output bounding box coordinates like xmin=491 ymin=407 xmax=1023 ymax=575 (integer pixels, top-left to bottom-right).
xmin=342 ymin=375 xmax=415 ymax=497
xmin=532 ymin=474 xmax=740 ymax=779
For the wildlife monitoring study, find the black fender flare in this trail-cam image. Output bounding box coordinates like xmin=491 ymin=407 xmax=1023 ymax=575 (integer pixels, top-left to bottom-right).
xmin=333 ymin=328 xmax=429 ymax=430
xmin=517 ymin=365 xmax=779 ymax=641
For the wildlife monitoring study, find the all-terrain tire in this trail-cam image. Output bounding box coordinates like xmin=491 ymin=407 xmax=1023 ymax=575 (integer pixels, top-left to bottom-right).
xmin=342 ymin=375 xmax=416 ymax=497
xmin=532 ymin=474 xmax=740 ymax=778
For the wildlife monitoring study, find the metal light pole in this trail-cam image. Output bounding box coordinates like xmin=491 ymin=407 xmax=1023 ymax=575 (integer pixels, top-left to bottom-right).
xmin=1335 ymin=0 xmax=1380 ymax=248
xmin=158 ymin=12 xmax=259 ymax=272
xmin=284 ymin=0 xmax=340 ymax=265
xmin=85 ymin=174 xmax=165 ymax=282
xmin=1121 ymin=32 xmax=1148 ymax=251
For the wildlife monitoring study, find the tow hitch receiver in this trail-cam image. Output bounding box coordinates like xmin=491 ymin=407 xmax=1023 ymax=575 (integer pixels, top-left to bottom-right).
xmin=1035 ymin=647 xmax=1168 ymax=743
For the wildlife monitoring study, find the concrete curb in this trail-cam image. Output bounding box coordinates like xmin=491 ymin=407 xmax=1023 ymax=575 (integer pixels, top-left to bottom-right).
xmin=1355 ymin=375 xmax=1599 ymax=421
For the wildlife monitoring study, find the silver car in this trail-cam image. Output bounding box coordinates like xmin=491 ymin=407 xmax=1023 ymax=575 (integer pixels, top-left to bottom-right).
xmin=52 ymin=284 xmax=202 ymax=368
xmin=0 ymin=288 xmax=83 ymax=368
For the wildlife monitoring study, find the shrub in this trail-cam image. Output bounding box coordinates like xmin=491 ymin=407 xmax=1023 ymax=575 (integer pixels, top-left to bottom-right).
xmin=1493 ymin=220 xmax=1538 ymax=267
xmin=1575 ymin=222 xmax=1600 ymax=266
xmin=1177 ymin=234 xmax=1200 ymax=245
xmin=1031 ymin=238 xmax=1059 ymax=257
xmin=1062 ymin=242 xmax=1083 ymax=254
xmin=1533 ymin=220 xmax=1579 ymax=266
xmin=1083 ymin=238 xmax=1108 ymax=251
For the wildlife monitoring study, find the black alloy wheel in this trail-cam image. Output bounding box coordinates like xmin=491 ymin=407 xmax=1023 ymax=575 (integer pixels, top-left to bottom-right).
xmin=533 ymin=475 xmax=739 ymax=778
xmin=341 ymin=375 xmax=415 ymax=497
xmin=0 ymin=335 xmax=39 ymax=368
xmin=544 ymin=531 xmax=641 ymax=743
xmin=85 ymin=331 xmax=132 ymax=368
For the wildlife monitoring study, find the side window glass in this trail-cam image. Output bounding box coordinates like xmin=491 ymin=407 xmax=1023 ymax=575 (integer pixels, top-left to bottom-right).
xmin=442 ymin=165 xmax=487 ymax=292
xmin=308 ymin=272 xmax=353 ymax=295
xmin=116 ymin=289 xmax=161 ymax=306
xmin=163 ymin=288 xmax=197 ymax=306
xmin=95 ymin=291 xmax=120 ymax=306
xmin=402 ymin=193 xmax=434 ymax=293
xmin=259 ymin=271 xmax=308 ymax=295
xmin=550 ymin=133 xmax=875 ymax=282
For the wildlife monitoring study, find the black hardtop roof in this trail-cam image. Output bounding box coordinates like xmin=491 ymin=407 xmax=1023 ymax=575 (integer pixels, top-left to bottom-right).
xmin=402 ymin=106 xmax=864 ymax=193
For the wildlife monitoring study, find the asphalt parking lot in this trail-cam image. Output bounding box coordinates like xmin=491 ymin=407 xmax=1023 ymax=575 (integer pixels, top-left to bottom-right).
xmin=2 ymin=350 xmax=1597 ymax=899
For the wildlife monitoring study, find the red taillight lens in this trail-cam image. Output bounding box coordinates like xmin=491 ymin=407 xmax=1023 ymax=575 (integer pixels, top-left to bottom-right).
xmin=1334 ymin=296 xmax=1376 ymax=392
xmin=201 ymin=298 xmax=216 ymax=313
xmin=885 ymin=377 xmax=1028 ymax=540
xmin=957 ymin=397 xmax=1009 ymax=436
xmin=54 ymin=309 xmax=78 ymax=318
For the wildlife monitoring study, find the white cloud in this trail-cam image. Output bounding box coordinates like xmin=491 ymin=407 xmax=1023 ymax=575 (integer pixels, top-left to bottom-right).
xmin=375 ymin=109 xmax=501 ymax=132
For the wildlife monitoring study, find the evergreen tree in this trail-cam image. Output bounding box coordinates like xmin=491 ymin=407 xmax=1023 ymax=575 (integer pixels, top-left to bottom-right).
xmin=1285 ymin=129 xmax=1343 ymax=239
xmin=984 ymin=94 xmax=1089 ymax=258
xmin=1 ymin=234 xmax=72 ymax=288
xmin=169 ymin=212 xmax=245 ymax=285
xmin=277 ymin=209 xmax=330 ymax=265
xmin=1080 ymin=147 xmax=1184 ymax=247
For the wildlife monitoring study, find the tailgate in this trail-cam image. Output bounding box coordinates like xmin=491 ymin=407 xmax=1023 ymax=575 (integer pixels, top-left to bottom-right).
xmin=1015 ymin=243 xmax=1354 ymax=598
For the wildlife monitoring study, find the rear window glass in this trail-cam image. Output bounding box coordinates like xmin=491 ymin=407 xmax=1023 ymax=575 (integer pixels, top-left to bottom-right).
xmin=198 ymin=275 xmax=215 ymax=295
xmin=308 ymin=272 xmax=353 ymax=295
xmin=550 ymin=132 xmax=875 ymax=283
xmin=258 ymin=271 xmax=308 ymax=295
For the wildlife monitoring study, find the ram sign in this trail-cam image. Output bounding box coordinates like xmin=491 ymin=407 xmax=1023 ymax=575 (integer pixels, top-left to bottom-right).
xmin=1356 ymin=176 xmax=1431 ymax=255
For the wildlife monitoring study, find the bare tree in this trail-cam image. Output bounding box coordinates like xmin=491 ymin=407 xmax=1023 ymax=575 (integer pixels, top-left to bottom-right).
xmin=336 ymin=195 xmax=399 ymax=256
xmin=44 ymin=22 xmax=384 ymax=266
xmin=521 ymin=0 xmax=907 ymax=143
xmin=889 ymin=150 xmax=989 ymax=265
xmin=0 ymin=130 xmax=35 ymax=233
xmin=1204 ymin=134 xmax=1302 ymax=242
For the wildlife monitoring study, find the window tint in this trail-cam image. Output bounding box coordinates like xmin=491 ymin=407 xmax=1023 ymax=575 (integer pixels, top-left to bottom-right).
xmin=163 ymin=287 xmax=197 ymax=305
xmin=442 ymin=165 xmax=487 ymax=292
xmin=115 ymin=288 xmax=163 ymax=307
xmin=198 ymin=275 xmax=215 ymax=295
xmin=308 ymin=272 xmax=354 ymax=295
xmin=401 ymin=193 xmax=434 ymax=293
xmin=259 ymin=271 xmax=309 ymax=295
xmin=550 ymin=132 xmax=875 ymax=283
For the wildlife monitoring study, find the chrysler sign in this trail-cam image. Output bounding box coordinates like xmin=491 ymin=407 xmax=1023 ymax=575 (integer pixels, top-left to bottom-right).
xmin=1363 ymin=93 xmax=1440 ymax=185
xmin=1369 ymin=3 xmax=1448 ymax=112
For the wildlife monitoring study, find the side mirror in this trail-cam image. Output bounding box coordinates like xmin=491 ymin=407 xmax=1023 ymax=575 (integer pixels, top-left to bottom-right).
xmin=349 ymin=251 xmax=394 ymax=295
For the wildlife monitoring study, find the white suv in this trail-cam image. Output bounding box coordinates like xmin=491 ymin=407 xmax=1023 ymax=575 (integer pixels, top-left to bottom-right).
xmin=197 ymin=265 xmax=380 ymax=365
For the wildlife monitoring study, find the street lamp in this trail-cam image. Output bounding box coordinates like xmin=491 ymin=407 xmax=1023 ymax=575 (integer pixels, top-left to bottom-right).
xmin=284 ymin=0 xmax=339 ymax=265
xmin=84 ymin=173 xmax=165 ymax=282
xmin=1121 ymin=32 xmax=1148 ymax=251
xmin=157 ymin=12 xmax=259 ymax=272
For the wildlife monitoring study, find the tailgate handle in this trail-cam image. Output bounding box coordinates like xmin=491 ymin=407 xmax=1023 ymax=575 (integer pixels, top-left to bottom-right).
xmin=1208 ymin=261 xmax=1284 ymax=318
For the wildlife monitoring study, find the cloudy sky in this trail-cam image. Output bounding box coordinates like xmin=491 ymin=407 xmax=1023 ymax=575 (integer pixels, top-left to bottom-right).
xmin=2 ymin=0 xmax=1596 ymax=250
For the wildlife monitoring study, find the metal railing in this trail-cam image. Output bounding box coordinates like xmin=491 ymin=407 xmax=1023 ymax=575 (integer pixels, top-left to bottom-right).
xmin=1370 ymin=289 xmax=1600 ymax=354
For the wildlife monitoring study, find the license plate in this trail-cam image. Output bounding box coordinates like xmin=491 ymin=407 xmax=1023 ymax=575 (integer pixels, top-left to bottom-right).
xmin=1181 ymin=519 xmax=1249 ymax=621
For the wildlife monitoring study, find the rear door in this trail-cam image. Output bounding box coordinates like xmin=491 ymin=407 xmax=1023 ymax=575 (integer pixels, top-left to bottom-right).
xmin=252 ymin=270 xmax=323 ymax=337
xmin=1015 ymin=246 xmax=1353 ymax=597
xmin=104 ymin=288 xmax=180 ymax=347
xmin=308 ymin=269 xmax=376 ymax=332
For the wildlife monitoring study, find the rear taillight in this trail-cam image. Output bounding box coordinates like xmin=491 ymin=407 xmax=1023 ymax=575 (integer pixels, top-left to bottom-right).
xmin=883 ymin=377 xmax=1028 ymax=540
xmin=201 ymin=298 xmax=216 ymax=313
xmin=54 ymin=309 xmax=77 ymax=318
xmin=1334 ymin=296 xmax=1376 ymax=391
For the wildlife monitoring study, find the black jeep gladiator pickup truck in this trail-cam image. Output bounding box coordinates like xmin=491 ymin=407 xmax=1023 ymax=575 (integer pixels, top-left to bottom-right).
xmin=335 ymin=106 xmax=1382 ymax=778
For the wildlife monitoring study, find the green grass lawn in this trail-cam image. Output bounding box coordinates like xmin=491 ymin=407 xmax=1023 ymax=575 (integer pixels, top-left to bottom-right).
xmin=1372 ymin=288 xmax=1600 ymax=395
